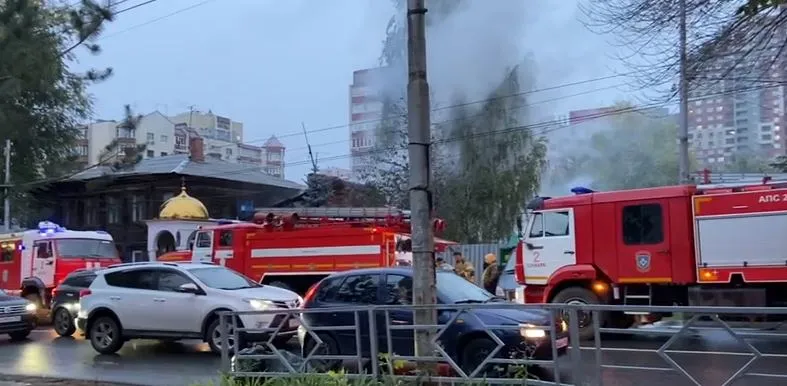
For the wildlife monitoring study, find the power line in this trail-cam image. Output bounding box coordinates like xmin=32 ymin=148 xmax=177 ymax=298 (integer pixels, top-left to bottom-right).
xmin=36 ymin=83 xmax=785 ymax=207
xmin=99 ymin=0 xmax=217 ymax=41
xmin=36 ymin=81 xmax=781 ymax=191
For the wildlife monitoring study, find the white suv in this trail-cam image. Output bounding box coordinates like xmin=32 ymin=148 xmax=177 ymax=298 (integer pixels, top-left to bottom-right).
xmin=76 ymin=262 xmax=302 ymax=355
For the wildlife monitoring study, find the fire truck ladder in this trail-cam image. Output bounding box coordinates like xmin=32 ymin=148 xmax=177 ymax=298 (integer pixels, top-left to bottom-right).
xmin=254 ymin=207 xmax=410 ymax=220
xmin=622 ymin=285 xmax=653 ymax=314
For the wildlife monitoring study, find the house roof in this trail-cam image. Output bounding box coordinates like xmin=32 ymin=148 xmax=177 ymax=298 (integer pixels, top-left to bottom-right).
xmin=263 ymin=135 xmax=283 ymax=148
xmin=67 ymin=154 xmax=304 ymax=190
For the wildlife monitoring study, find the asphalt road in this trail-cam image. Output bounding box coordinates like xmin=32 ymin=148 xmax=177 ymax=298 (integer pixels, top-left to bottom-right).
xmin=0 ymin=327 xmax=786 ymax=386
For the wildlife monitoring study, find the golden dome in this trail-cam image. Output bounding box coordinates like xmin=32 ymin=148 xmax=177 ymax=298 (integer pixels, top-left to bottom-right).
xmin=159 ymin=186 xmax=209 ymax=220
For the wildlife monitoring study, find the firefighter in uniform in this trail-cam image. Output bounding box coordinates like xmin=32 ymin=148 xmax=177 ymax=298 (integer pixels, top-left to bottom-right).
xmin=482 ymin=253 xmax=501 ymax=293
xmin=453 ymin=251 xmax=476 ymax=283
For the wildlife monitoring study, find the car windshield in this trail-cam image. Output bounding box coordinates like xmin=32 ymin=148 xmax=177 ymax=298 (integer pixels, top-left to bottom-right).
xmin=187 ymin=266 xmax=259 ymax=290
xmin=56 ymin=239 xmax=118 ymax=259
xmin=436 ymin=271 xmax=494 ymax=304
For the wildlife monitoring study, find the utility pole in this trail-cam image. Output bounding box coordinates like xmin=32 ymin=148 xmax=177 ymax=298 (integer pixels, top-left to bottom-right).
xmin=678 ymin=0 xmax=691 ymax=184
xmin=3 ymin=140 xmax=11 ymax=232
xmin=406 ymin=0 xmax=437 ymax=362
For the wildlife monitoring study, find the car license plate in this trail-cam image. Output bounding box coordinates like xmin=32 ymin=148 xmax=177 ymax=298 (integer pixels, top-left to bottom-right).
xmin=556 ymin=337 xmax=568 ymax=349
xmin=0 ymin=316 xmax=20 ymax=324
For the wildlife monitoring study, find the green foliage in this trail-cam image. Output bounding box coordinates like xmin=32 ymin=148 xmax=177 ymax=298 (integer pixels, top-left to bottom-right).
xmin=434 ymin=67 xmax=547 ymax=243
xmin=0 ymin=0 xmax=113 ymax=224
xmin=771 ymin=155 xmax=787 ymax=172
xmin=548 ymin=103 xmax=690 ymax=191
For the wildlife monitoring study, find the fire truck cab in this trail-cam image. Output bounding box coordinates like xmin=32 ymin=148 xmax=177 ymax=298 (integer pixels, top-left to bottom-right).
xmin=0 ymin=221 xmax=120 ymax=308
xmin=159 ymin=207 xmax=453 ymax=295
xmin=515 ymin=181 xmax=787 ymax=337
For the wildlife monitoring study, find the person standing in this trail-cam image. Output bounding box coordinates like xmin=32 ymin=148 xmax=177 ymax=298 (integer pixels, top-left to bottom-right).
xmin=482 ymin=253 xmax=501 ymax=293
xmin=435 ymin=256 xmax=453 ymax=271
xmin=453 ymin=251 xmax=476 ymax=283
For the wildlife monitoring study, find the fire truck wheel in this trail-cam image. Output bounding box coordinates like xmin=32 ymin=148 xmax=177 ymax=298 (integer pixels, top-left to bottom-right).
xmin=551 ymin=286 xmax=604 ymax=340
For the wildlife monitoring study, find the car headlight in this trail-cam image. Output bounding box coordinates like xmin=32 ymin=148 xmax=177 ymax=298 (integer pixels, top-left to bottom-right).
xmin=64 ymin=303 xmax=80 ymax=312
xmin=520 ymin=324 xmax=547 ymax=339
xmin=25 ymin=303 xmax=36 ymax=313
xmin=244 ymin=299 xmax=274 ymax=310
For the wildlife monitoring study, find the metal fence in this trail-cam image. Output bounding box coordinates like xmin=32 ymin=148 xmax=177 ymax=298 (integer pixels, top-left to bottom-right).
xmin=218 ymin=304 xmax=787 ymax=385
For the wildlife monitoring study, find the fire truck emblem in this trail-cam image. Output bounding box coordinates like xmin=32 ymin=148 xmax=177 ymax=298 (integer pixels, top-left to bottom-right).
xmin=636 ymin=252 xmax=651 ymax=272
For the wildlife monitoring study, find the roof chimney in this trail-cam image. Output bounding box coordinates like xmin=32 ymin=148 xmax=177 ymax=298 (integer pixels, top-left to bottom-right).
xmin=189 ymin=137 xmax=204 ymax=162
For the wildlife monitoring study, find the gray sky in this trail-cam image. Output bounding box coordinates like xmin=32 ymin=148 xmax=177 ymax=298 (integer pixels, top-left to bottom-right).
xmin=77 ymin=0 xmax=631 ymax=181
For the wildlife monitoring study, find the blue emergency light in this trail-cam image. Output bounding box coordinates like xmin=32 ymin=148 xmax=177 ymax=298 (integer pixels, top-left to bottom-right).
xmin=570 ymin=186 xmax=595 ymax=195
xmin=38 ymin=221 xmax=65 ymax=236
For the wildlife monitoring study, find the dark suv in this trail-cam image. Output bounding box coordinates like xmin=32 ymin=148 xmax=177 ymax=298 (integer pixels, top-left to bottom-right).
xmin=51 ymin=269 xmax=99 ymax=337
xmin=298 ymin=268 xmax=568 ymax=375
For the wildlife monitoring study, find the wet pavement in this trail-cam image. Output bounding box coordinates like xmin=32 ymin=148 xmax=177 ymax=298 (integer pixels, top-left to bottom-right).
xmin=0 ymin=327 xmax=785 ymax=385
xmin=0 ymin=329 xmax=220 ymax=386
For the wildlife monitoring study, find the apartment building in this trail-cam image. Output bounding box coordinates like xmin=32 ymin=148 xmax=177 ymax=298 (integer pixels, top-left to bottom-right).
xmin=77 ymin=110 xmax=286 ymax=178
xmin=349 ymin=67 xmax=389 ymax=180
xmin=687 ymin=25 xmax=787 ymax=169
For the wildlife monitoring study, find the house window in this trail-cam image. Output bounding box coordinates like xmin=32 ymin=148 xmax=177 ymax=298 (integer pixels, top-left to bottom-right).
xmin=160 ymin=152 xmax=167 ymax=156
xmin=106 ymin=197 xmax=121 ymax=224
xmin=77 ymin=145 xmax=88 ymax=156
xmin=175 ymin=135 xmax=186 ymax=148
xmin=268 ymin=152 xmax=281 ymax=161
xmin=622 ymin=204 xmax=664 ymax=245
xmin=84 ymin=200 xmax=97 ymax=226
xmin=146 ymin=133 xmax=155 ymax=145
xmin=225 ymin=148 xmax=232 ymax=157
xmin=131 ymin=195 xmax=145 ymax=222
xmin=160 ymin=135 xmax=168 ymax=143
xmin=146 ymin=150 xmax=154 ymax=158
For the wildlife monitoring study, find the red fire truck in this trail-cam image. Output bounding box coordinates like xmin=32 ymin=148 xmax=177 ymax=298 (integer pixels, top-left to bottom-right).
xmin=158 ymin=207 xmax=454 ymax=294
xmin=0 ymin=221 xmax=121 ymax=308
xmin=514 ymin=180 xmax=787 ymax=337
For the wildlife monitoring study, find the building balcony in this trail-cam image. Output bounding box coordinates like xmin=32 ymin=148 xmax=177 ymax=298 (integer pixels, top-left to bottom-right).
xmin=116 ymin=137 xmax=137 ymax=147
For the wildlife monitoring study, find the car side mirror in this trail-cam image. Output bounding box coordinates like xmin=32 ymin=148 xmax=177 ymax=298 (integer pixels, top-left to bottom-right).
xmin=178 ymin=283 xmax=200 ymax=294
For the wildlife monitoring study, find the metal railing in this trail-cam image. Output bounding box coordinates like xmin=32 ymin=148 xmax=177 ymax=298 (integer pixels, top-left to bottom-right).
xmin=218 ymin=304 xmax=787 ymax=385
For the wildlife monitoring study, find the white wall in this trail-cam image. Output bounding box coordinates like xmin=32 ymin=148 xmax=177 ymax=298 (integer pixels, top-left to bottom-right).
xmin=136 ymin=112 xmax=176 ymax=158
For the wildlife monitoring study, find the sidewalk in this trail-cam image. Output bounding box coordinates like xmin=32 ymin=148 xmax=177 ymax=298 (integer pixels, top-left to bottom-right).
xmin=0 ymin=375 xmax=145 ymax=386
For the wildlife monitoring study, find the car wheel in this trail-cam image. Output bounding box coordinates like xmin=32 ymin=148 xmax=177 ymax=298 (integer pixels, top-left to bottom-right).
xmin=460 ymin=337 xmax=504 ymax=378
xmin=8 ymin=329 xmax=31 ymax=341
xmin=89 ymin=316 xmax=124 ymax=354
xmin=53 ymin=307 xmax=76 ymax=337
xmin=551 ymin=286 xmax=604 ymax=340
xmin=303 ymin=333 xmax=341 ymax=372
xmin=207 ymin=317 xmax=244 ymax=354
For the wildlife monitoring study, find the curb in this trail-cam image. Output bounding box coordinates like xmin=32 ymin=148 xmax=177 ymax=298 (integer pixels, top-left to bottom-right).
xmin=0 ymin=375 xmax=148 ymax=386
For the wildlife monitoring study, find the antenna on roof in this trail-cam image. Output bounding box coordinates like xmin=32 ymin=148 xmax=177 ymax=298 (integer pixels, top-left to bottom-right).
xmin=302 ymin=122 xmax=318 ymax=174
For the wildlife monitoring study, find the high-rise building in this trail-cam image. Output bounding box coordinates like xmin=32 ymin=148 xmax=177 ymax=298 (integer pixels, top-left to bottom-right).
xmin=688 ymin=25 xmax=786 ymax=169
xmin=349 ymin=67 xmax=388 ymax=180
